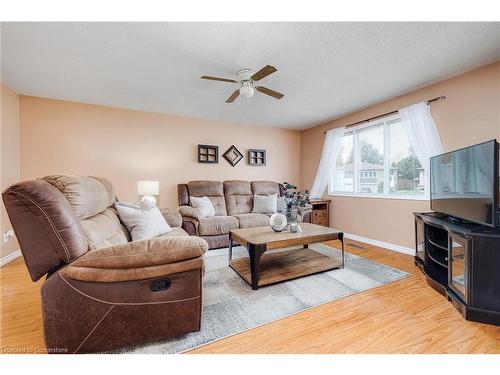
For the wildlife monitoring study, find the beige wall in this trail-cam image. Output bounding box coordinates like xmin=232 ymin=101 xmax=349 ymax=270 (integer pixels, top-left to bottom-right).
xmin=6 ymin=62 xmax=500 ymax=256
xmin=1 ymin=84 xmax=21 ymax=259
xmin=19 ymin=97 xmax=302 ymax=209
xmin=301 ymin=62 xmax=500 ymax=249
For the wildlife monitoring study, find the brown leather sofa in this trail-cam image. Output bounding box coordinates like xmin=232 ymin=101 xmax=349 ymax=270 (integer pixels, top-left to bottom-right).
xmin=2 ymin=175 xmax=208 ymax=353
xmin=177 ymin=180 xmax=311 ymax=249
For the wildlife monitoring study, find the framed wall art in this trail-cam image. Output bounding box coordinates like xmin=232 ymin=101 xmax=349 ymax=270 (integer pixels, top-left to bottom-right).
xmin=198 ymin=144 xmax=219 ymax=163
xmin=223 ymin=145 xmax=243 ymax=167
xmin=248 ymin=149 xmax=266 ymax=166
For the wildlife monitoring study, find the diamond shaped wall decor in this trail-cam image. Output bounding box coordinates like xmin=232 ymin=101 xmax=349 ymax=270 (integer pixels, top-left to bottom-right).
xmin=223 ymin=145 xmax=243 ymax=167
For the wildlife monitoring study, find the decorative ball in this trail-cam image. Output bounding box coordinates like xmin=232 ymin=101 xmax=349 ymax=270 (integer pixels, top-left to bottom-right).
xmin=270 ymin=213 xmax=287 ymax=232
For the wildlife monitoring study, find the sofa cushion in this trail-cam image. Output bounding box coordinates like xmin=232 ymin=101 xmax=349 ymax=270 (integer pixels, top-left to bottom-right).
xmin=198 ymin=215 xmax=239 ymax=236
xmin=251 ymin=181 xmax=280 ymax=196
xmin=226 ymin=194 xmax=253 ymax=215
xmin=43 ymin=175 xmax=127 ymax=251
xmin=234 ymin=213 xmax=270 ymax=228
xmin=160 ymin=208 xmax=183 ymax=227
xmin=80 ymin=208 xmax=129 ymax=250
xmin=205 ymin=197 xmax=227 ymax=216
xmin=68 ymin=236 xmax=207 ymax=270
xmin=187 ymin=180 xmax=224 ymax=196
xmin=161 ymin=226 xmax=189 ymax=237
xmin=224 ymin=180 xmax=252 ymax=195
xmin=224 ymin=180 xmax=253 ymax=215
xmin=187 ymin=181 xmax=227 ymax=215
xmin=43 ymin=175 xmax=116 ymax=220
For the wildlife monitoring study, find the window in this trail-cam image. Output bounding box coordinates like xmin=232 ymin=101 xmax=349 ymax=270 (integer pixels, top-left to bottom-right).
xmin=388 ymin=120 xmax=422 ymax=195
xmin=333 ymin=133 xmax=354 ymax=192
xmin=329 ymin=114 xmax=425 ymax=199
xmin=358 ymin=123 xmax=384 ymax=193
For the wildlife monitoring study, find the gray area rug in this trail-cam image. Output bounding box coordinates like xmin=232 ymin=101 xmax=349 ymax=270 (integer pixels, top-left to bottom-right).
xmin=123 ymin=243 xmax=409 ymax=354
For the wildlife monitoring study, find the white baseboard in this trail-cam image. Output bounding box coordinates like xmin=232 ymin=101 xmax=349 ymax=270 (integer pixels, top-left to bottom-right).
xmin=0 ymin=249 xmax=22 ymax=267
xmin=344 ymin=233 xmax=415 ymax=256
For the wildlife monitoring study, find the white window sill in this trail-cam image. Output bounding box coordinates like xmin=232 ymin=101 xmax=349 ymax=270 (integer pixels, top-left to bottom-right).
xmin=327 ymin=192 xmax=429 ymax=201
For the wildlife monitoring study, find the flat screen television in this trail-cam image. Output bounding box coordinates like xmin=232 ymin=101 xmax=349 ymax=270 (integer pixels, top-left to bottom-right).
xmin=430 ymin=139 xmax=499 ymax=227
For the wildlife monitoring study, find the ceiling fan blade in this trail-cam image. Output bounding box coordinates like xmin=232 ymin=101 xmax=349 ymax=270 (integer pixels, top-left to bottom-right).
xmin=251 ymin=65 xmax=277 ymax=81
xmin=225 ymin=89 xmax=240 ymax=103
xmin=256 ymin=86 xmax=284 ymax=99
xmin=201 ymin=75 xmax=237 ymax=83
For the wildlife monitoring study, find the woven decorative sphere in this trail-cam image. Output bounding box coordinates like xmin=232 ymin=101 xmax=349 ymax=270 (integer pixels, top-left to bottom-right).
xmin=270 ymin=213 xmax=287 ymax=232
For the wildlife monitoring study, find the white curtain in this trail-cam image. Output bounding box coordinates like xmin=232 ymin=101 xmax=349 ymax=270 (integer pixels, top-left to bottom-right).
xmin=399 ymin=102 xmax=444 ymax=198
xmin=309 ymin=127 xmax=345 ymax=199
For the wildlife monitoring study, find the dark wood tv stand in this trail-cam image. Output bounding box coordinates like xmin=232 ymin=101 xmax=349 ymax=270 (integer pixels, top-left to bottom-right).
xmin=414 ymin=212 xmax=500 ymax=326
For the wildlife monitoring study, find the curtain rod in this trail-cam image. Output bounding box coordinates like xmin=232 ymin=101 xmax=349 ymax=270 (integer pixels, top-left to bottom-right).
xmin=322 ymin=96 xmax=447 ymax=134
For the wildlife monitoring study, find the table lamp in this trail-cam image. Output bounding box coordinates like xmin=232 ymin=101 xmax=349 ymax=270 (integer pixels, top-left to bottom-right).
xmin=137 ymin=180 xmax=159 ymax=208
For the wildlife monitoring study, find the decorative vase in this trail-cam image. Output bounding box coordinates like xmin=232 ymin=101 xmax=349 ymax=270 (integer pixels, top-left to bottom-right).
xmin=285 ymin=208 xmax=298 ymax=229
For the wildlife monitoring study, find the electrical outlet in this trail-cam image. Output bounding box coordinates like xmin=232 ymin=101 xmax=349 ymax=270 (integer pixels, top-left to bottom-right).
xmin=3 ymin=230 xmax=14 ymax=243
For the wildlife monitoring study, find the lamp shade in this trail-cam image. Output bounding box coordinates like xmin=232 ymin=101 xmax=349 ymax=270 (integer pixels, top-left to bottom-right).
xmin=137 ymin=180 xmax=159 ymax=196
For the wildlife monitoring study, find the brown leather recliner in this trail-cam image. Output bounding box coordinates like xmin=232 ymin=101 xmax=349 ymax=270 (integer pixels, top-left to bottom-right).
xmin=2 ymin=175 xmax=208 ymax=353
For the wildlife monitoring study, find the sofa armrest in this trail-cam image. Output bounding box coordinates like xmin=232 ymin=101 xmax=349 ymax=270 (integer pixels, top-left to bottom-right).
xmin=59 ymin=236 xmax=208 ymax=282
xmin=178 ymin=205 xmax=202 ymax=220
xmin=181 ymin=216 xmax=200 ymax=236
xmin=160 ymin=208 xmax=183 ymax=227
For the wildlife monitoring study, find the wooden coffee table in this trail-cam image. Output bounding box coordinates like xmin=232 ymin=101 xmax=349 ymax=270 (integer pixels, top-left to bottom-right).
xmin=228 ymin=223 xmax=344 ymax=290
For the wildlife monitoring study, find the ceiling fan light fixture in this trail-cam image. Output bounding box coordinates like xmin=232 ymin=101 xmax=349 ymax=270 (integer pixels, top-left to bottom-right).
xmin=239 ymin=84 xmax=255 ymax=98
xmin=201 ymin=65 xmax=283 ymax=103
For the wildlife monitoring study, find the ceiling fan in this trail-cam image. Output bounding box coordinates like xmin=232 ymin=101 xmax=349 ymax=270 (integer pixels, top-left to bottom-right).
xmin=201 ymin=65 xmax=284 ymax=103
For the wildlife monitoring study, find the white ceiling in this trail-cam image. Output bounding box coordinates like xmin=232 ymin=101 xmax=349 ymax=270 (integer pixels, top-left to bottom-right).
xmin=1 ymin=22 xmax=499 ymax=130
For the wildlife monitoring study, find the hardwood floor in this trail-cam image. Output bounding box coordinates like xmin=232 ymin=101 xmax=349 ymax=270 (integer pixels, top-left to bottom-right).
xmin=1 ymin=255 xmax=45 ymax=353
xmin=1 ymin=240 xmax=499 ymax=354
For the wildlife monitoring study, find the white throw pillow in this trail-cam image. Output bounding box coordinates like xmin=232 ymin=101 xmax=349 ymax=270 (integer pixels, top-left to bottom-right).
xmin=115 ymin=202 xmax=172 ymax=241
xmin=189 ymin=196 xmax=216 ymax=218
xmin=252 ymin=193 xmax=278 ymax=214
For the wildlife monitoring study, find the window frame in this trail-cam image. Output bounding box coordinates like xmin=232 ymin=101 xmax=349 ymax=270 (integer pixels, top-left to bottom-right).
xmin=328 ymin=114 xmax=428 ymax=201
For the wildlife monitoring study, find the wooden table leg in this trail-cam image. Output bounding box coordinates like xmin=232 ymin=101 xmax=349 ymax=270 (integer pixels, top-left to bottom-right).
xmin=248 ymin=243 xmax=265 ymax=290
xmin=339 ymin=232 xmax=345 ymax=268
xmin=228 ymin=232 xmax=233 ymax=264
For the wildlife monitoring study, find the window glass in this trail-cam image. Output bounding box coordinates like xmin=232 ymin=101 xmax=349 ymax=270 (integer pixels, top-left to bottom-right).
xmin=333 ymin=133 xmax=354 ymax=192
xmin=389 ymin=122 xmax=422 ymax=194
xmin=358 ymin=124 xmax=384 ymax=194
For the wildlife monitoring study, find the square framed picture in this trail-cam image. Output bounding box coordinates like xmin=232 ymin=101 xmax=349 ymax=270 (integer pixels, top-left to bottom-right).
xmin=198 ymin=144 xmax=219 ymax=163
xmin=248 ymin=149 xmax=266 ymax=166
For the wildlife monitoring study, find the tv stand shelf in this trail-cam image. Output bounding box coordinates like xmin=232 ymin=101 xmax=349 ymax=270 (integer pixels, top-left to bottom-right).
xmin=427 ymin=249 xmax=447 ymax=268
xmin=414 ymin=212 xmax=500 ymax=326
xmin=427 ymin=238 xmax=448 ymax=252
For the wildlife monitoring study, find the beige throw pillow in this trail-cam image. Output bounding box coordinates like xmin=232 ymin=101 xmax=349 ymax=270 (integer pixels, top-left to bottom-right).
xmin=115 ymin=202 xmax=172 ymax=241
xmin=190 ymin=196 xmax=216 ymax=218
xmin=252 ymin=193 xmax=278 ymax=214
